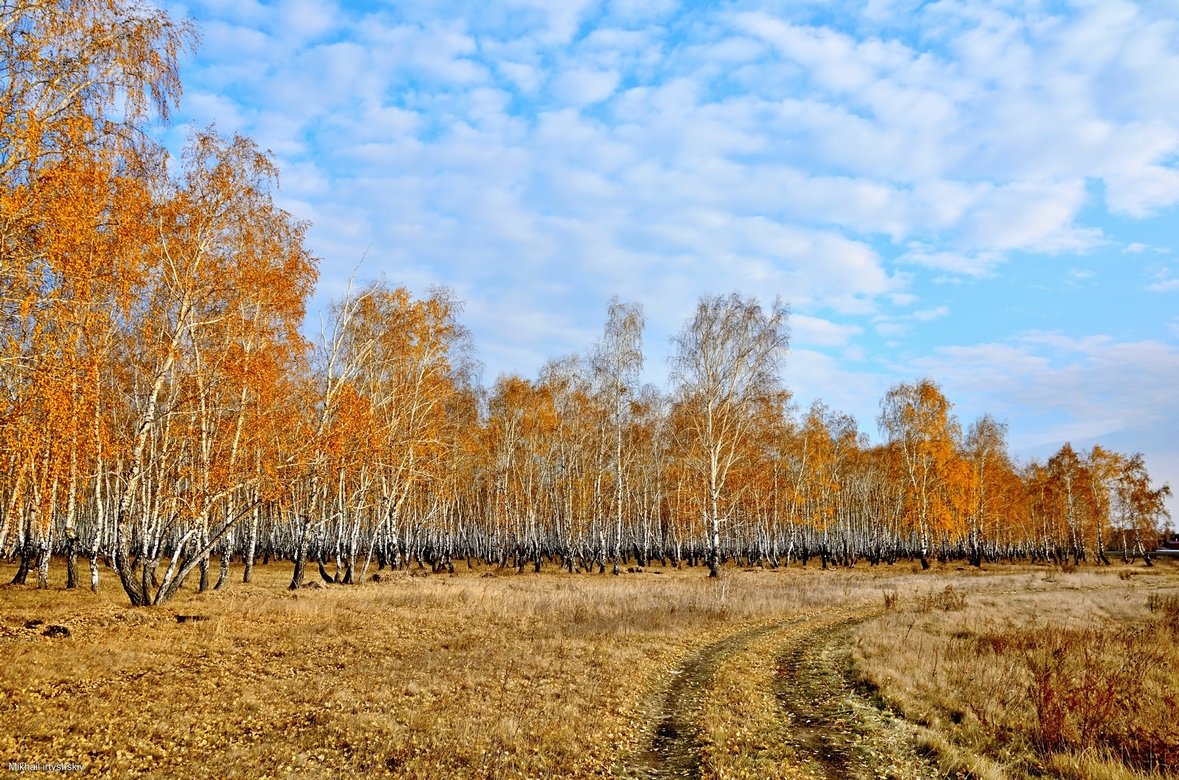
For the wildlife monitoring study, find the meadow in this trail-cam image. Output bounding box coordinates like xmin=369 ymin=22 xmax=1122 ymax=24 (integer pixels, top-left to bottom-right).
xmin=2 ymin=559 xmax=1177 ymax=779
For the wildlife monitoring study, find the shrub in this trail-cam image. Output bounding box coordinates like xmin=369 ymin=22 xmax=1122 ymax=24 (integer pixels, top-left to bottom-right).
xmin=917 ymin=585 xmax=966 ymax=613
xmin=1018 ymin=625 xmax=1176 ymax=774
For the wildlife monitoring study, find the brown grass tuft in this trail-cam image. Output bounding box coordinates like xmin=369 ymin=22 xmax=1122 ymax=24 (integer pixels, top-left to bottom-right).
xmin=915 ymin=584 xmax=966 ymax=613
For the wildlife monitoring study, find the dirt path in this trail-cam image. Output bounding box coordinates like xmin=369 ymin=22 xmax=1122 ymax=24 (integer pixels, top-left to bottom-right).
xmin=773 ymin=616 xmax=870 ymax=777
xmin=772 ymin=615 xmax=940 ymax=779
xmin=630 ymin=620 xmax=796 ymax=779
xmin=628 ymin=609 xmax=940 ymax=779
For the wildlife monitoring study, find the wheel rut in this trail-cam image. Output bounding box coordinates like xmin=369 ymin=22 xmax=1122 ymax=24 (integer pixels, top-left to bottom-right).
xmin=773 ymin=617 xmax=868 ymax=778
xmin=772 ymin=612 xmax=942 ymax=779
xmin=628 ymin=608 xmax=940 ymax=779
xmin=631 ymin=620 xmax=794 ymax=779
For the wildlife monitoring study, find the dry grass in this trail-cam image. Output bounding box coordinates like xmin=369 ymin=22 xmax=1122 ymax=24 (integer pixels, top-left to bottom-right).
xmin=4 ymin=559 xmax=1176 ymax=778
xmin=853 ymin=561 xmax=1179 ymax=779
xmin=0 ymin=560 xmax=884 ymax=778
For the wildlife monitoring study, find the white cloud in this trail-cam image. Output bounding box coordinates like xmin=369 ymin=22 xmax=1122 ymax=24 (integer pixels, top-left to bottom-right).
xmin=914 ymin=332 xmax=1179 ymax=446
xmin=956 ymin=180 xmax=1100 ymax=252
xmin=504 ymin=0 xmax=599 ymax=45
xmin=639 ymin=213 xmax=894 ymax=314
xmin=899 ymin=247 xmax=1003 ymax=278
xmin=733 ymin=13 xmax=876 ymax=93
xmin=1122 ymin=241 xmax=1171 ymax=257
xmin=181 ymin=0 xmax=267 ymax=27
xmin=167 ymin=0 xmax=1179 ymax=497
xmin=553 ymin=67 xmax=620 ymax=105
xmin=358 ymin=21 xmax=486 ymax=86
xmin=785 ymin=349 xmax=891 ymax=433
xmin=185 ymin=91 xmax=251 ymax=130
xmin=792 ymin=315 xmax=863 ymax=348
xmin=1148 ymin=273 xmax=1179 ymax=293
xmin=1106 ymin=162 xmax=1179 ymax=218
xmin=464 ymin=292 xmax=599 ymax=382
xmin=497 ymin=60 xmax=545 ymax=93
xmin=195 ymin=19 xmax=272 ymax=60
xmin=875 ymin=322 xmax=908 ymax=338
xmin=913 ymin=306 xmax=949 ymax=322
xmin=276 ymin=0 xmax=336 ymax=43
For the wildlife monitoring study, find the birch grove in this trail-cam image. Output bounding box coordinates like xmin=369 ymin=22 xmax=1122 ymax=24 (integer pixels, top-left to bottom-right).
xmin=1 ymin=0 xmax=1174 ymax=606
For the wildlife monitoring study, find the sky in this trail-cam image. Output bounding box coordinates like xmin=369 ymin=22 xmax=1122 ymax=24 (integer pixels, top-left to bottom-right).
xmin=162 ymin=0 xmax=1179 ymax=520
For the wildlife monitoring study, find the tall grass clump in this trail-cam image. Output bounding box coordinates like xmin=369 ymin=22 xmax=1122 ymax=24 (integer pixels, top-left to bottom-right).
xmin=1014 ymin=623 xmax=1176 ymax=773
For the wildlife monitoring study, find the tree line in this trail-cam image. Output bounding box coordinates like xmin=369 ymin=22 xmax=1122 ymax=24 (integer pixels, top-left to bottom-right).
xmin=1 ymin=1 xmax=1172 ymax=605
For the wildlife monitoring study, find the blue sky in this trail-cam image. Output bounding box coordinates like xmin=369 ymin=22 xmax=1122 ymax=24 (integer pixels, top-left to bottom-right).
xmin=163 ymin=0 xmax=1178 ymax=518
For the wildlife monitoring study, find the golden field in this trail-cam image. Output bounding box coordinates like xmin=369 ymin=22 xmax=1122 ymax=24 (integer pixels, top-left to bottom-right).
xmin=1 ymin=559 xmax=1177 ymax=779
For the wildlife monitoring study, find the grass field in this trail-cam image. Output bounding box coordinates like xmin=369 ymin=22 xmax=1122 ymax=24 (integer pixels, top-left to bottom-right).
xmin=2 ymin=559 xmax=1177 ymax=779
xmin=854 ymin=564 xmax=1179 ymax=780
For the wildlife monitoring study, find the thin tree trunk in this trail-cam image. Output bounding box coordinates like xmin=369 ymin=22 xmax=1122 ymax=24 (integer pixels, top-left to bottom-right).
xmin=214 ymin=539 xmax=231 ymax=590
xmin=290 ymin=515 xmax=311 ymax=590
xmin=89 ymin=548 xmax=101 ymax=592
xmin=708 ymin=493 xmax=721 ymax=579
xmin=36 ymin=537 xmax=51 ymax=590
xmin=243 ymin=503 xmax=260 ymax=583
xmin=66 ymin=534 xmax=79 ymax=589
xmin=198 ymin=553 xmax=210 ymax=592
xmin=11 ymin=541 xmax=34 ymax=585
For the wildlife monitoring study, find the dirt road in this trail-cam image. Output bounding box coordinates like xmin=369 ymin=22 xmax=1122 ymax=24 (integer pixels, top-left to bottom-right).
xmin=629 ymin=608 xmax=940 ymax=779
xmin=631 ymin=620 xmax=799 ymax=779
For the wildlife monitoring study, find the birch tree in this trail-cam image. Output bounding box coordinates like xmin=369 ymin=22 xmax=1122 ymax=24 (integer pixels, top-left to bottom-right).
xmin=964 ymin=415 xmax=1009 ymax=567
xmin=591 ymin=297 xmax=644 ymax=575
xmin=878 ymin=379 xmax=960 ymax=569
xmin=114 ymin=130 xmax=315 ymax=606
xmin=1047 ymin=444 xmax=1088 ymax=565
xmin=0 ymin=0 xmax=192 ymax=584
xmin=1114 ymin=454 xmax=1172 ymax=566
xmin=670 ymin=293 xmax=789 ymax=578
